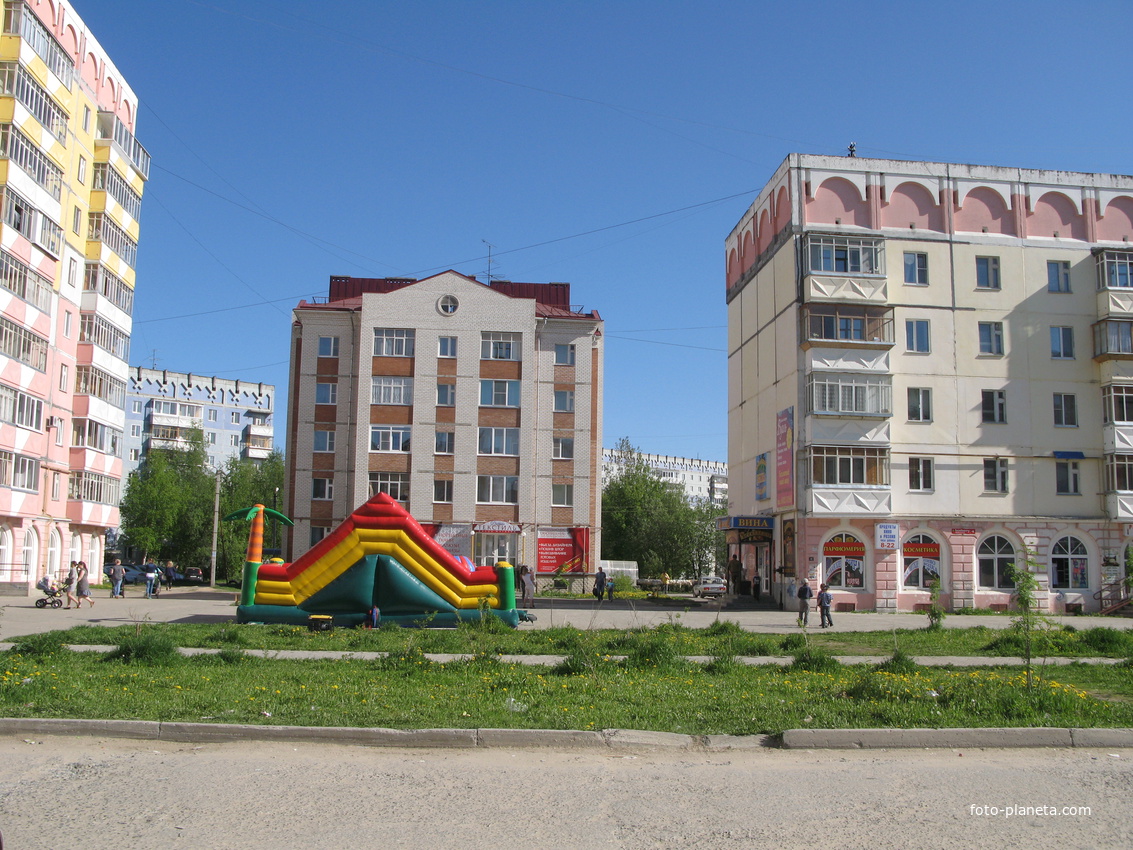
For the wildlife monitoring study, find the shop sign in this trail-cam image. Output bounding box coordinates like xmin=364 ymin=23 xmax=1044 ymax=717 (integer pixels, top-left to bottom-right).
xmin=951 ymin=528 xmax=978 ymax=536
xmin=474 ymin=521 xmax=520 ymax=533
xmin=875 ymin=523 xmax=899 ymax=550
xmin=823 ymin=539 xmax=865 ymax=558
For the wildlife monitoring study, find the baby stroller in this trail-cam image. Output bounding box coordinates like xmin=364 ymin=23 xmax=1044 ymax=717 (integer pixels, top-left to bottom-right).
xmin=34 ymin=576 xmax=64 ymax=609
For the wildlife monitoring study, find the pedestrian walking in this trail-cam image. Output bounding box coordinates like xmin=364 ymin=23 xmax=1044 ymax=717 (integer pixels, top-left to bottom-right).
xmin=144 ymin=560 xmax=160 ymax=598
xmin=75 ymin=561 xmax=94 ymax=608
xmin=818 ymin=583 xmax=834 ymax=628
xmin=796 ymin=579 xmax=813 ymax=627
xmin=109 ymin=559 xmax=125 ymax=598
xmin=593 ymin=566 xmax=607 ymax=600
xmin=163 ymin=561 xmax=176 ymax=591
xmin=519 ymin=565 xmax=535 ymax=608
xmin=63 ymin=561 xmax=78 ymax=609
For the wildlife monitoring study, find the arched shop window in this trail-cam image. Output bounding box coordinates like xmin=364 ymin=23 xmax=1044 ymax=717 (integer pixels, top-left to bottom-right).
xmin=1050 ymin=536 xmax=1088 ymax=589
xmin=978 ymin=535 xmax=1015 ymax=589
xmin=823 ymin=533 xmax=865 ymax=589
xmin=902 ymin=534 xmax=941 ymax=588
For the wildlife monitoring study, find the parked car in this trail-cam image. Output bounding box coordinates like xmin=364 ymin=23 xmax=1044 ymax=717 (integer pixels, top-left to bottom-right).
xmin=182 ymin=567 xmax=204 ymax=583
xmin=692 ymin=576 xmax=727 ymax=598
xmin=121 ymin=565 xmax=148 ymax=585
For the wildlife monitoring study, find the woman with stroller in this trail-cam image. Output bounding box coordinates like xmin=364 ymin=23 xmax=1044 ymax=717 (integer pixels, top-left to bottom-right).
xmin=63 ymin=561 xmax=79 ymax=609
xmin=74 ymin=561 xmax=95 ymax=609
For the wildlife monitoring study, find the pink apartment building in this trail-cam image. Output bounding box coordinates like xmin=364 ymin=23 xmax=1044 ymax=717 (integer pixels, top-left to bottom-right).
xmin=0 ymin=0 xmax=146 ymax=590
xmin=724 ymin=154 xmax=1133 ymax=615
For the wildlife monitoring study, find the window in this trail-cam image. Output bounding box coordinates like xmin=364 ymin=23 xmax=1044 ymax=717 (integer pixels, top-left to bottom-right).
xmin=907 ymin=387 xmax=932 ymax=422
xmin=77 ymin=156 xmax=87 ymax=184
xmin=1103 ymin=385 xmax=1133 ymax=423
xmin=315 ymin=383 xmax=337 ymax=405
xmin=82 ymin=106 xmax=91 ymax=133
xmin=370 ymin=425 xmax=410 ymax=452
xmin=132 ymin=400 xmax=142 ymax=414
xmin=58 ymin=363 xmax=68 ymax=392
xmin=903 ymin=252 xmax=928 ymax=285
xmin=313 ymin=430 xmax=335 ymax=453
xmin=369 ymin=472 xmax=409 ymax=502
xmin=802 ymin=304 xmax=893 ymax=344
xmin=1053 ymin=393 xmax=1078 ymax=427
xmin=978 ymin=535 xmax=1015 ymax=588
xmin=312 ymin=478 xmax=333 ymax=500
xmin=554 ymin=390 xmax=574 ymax=412
xmin=983 ymin=458 xmax=1008 ymax=493
xmin=0 ymin=383 xmax=43 ymax=430
xmin=1051 ymin=536 xmax=1088 ymax=589
xmin=908 ymin=457 xmax=934 ymax=491
xmin=436 ymin=383 xmax=455 ymax=406
xmin=230 ymin=434 xmax=240 ymax=447
xmin=807 ymin=373 xmax=892 ymax=416
xmin=479 ymin=427 xmax=519 ymax=456
xmin=1047 ymin=260 xmax=1071 ymax=293
xmin=981 ymin=390 xmax=1006 ymax=424
xmin=374 ymin=328 xmax=415 ymax=357
xmin=554 ymin=344 xmax=576 ymax=365
xmin=206 ymin=432 xmax=216 ymax=445
xmin=809 ymin=446 xmax=890 ymax=486
xmin=552 ymin=436 xmax=574 ymax=459
xmin=438 ymin=295 xmax=458 ymax=315
xmin=902 ymin=534 xmax=941 ymax=589
xmin=477 ymin=475 xmax=518 ymax=504
xmin=1106 ymin=455 xmax=1133 ymax=491
xmin=552 ymin=483 xmax=573 ymax=506
xmin=806 ymin=235 xmax=883 ymax=274
xmin=1056 ymin=460 xmax=1081 ymax=495
xmin=310 ymin=525 xmax=329 ymax=547
xmin=905 ymin=320 xmax=930 ymax=353
xmin=318 ymin=336 xmax=339 ymax=357
xmin=1095 ymin=320 xmax=1133 ymax=356
xmin=207 ymin=408 xmax=217 ymax=422
xmin=372 ymin=376 xmax=413 ymax=405
xmin=481 ymin=332 xmax=521 ymax=361
xmin=129 ymin=448 xmax=140 ymax=462
xmin=438 ymin=336 xmax=456 ymax=358
xmin=63 ymin=311 xmax=71 ymax=337
xmin=130 ymin=424 xmax=141 ymax=438
xmin=71 ymin=205 xmax=81 ymax=234
xmin=231 ymin=411 xmax=241 ymax=424
xmin=978 ymin=322 xmax=1004 ymax=355
xmin=976 ymin=256 xmax=1000 ymax=290
xmin=1100 ymin=251 xmax=1133 ymax=289
xmin=435 ymin=431 xmax=455 ymax=454
xmin=480 ymin=379 xmax=519 ymax=407
xmin=1051 ymin=326 xmax=1074 ymax=359
xmin=823 ymin=532 xmax=865 ymax=589
xmin=433 ymin=479 xmax=453 ymax=503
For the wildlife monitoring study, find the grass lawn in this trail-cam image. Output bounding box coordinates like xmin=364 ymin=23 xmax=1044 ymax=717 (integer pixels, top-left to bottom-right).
xmin=2 ymin=622 xmax=1132 ymax=736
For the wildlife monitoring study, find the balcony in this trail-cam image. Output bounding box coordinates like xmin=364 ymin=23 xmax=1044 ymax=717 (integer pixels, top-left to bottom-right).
xmin=96 ymin=112 xmax=150 ymax=179
xmin=800 ymin=304 xmax=894 ymax=350
xmin=1093 ymin=320 xmax=1133 ymax=362
xmin=242 ymin=424 xmax=273 ymax=460
xmin=808 ymin=487 xmax=892 ymax=515
xmin=1105 ymin=492 xmax=1133 ymax=521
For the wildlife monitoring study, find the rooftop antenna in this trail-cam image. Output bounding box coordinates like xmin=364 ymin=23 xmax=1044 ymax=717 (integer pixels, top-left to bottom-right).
xmin=482 ymin=239 xmax=502 ymax=282
xmin=148 ymin=349 xmax=159 ymax=368
xmin=847 ymin=142 xmax=857 ymax=158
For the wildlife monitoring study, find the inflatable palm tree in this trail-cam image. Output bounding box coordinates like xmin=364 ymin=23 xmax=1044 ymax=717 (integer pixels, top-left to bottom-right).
xmin=224 ymin=503 xmax=294 ymax=606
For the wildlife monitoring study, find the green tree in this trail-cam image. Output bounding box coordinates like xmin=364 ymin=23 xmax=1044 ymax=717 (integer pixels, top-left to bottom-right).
xmin=601 ymin=438 xmax=722 ymax=579
xmin=216 ymin=450 xmax=286 ymax=583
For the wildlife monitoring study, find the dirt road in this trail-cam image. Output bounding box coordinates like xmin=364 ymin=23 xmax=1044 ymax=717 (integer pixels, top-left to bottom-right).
xmin=0 ymin=736 xmax=1129 ymax=849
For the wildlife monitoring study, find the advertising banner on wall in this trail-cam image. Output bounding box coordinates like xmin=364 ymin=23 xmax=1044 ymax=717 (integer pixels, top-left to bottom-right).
xmin=755 ymin=452 xmax=768 ymax=502
xmin=537 ymin=527 xmax=590 ymax=574
xmin=776 ymin=407 xmax=794 ymax=509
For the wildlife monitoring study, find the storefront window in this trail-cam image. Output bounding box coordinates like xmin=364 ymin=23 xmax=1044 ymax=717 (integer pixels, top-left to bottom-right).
xmin=902 ymin=533 xmax=941 ymax=588
xmin=824 ymin=532 xmax=865 ymax=589
xmin=1050 ymin=536 xmax=1088 ymax=589
xmin=978 ymin=535 xmax=1015 ymax=589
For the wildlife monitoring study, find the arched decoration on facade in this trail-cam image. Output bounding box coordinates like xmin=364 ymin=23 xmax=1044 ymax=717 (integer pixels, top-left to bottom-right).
xmin=977 ymin=534 xmax=1016 ymax=590
xmin=726 ymin=247 xmax=740 ymax=288
xmin=100 ymin=75 xmax=118 ymax=111
xmin=88 ymin=535 xmax=101 ymax=572
xmin=1030 ymin=191 xmax=1087 ymax=240
xmin=740 ymin=229 xmax=754 ymax=274
xmin=772 ymin=185 xmax=791 ymax=235
xmin=902 ymin=532 xmax=943 ymax=589
xmin=756 ymin=208 xmax=772 ymax=254
xmin=61 ymin=24 xmax=79 ymax=60
xmin=882 ymin=182 xmax=944 ymax=232
xmin=1098 ymin=196 xmax=1133 ymax=242
xmin=822 ymin=531 xmax=865 ymax=589
xmin=47 ymin=527 xmax=61 ymax=579
xmin=69 ymin=531 xmax=82 ymax=565
xmin=954 ymin=186 xmax=1015 ymax=235
xmin=808 ymin=177 xmax=870 ymax=228
xmin=1050 ymin=535 xmax=1089 ymax=589
xmin=119 ymin=99 xmax=133 ymax=129
xmin=0 ymin=525 xmax=11 ymax=581
xmin=21 ymin=526 xmax=39 ymax=579
xmin=81 ymin=52 xmax=99 ymax=90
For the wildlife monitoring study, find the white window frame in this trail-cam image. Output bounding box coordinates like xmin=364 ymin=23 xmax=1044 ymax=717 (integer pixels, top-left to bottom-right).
xmin=554 ymin=390 xmax=575 ymax=412
xmin=907 ymin=387 xmax=932 ymax=422
xmin=433 ymin=479 xmax=453 ymax=503
xmin=318 ymin=336 xmax=339 ymax=357
xmin=552 ymin=436 xmax=574 ymax=459
xmin=1053 ymin=393 xmax=1078 ymax=427
xmin=479 ymin=379 xmax=519 ymax=408
xmin=369 ymin=472 xmax=409 ymax=502
xmin=313 ymin=430 xmax=336 ymax=453
xmin=903 ymin=252 xmax=928 ymax=285
xmin=908 ymin=457 xmax=934 ymax=492
xmin=478 ymin=427 xmax=519 ymax=456
xmin=1051 ymin=326 xmax=1074 ymax=359
xmin=1050 ymin=536 xmax=1088 ymax=589
xmin=312 ymin=477 xmax=334 ymax=500
xmin=554 ymin=344 xmax=576 ymax=365
xmin=976 ymin=256 xmax=1001 ymax=290
xmin=978 ymin=321 xmax=1004 ymax=355
xmin=905 ymin=319 xmax=930 ymax=353
xmin=435 ymin=431 xmax=455 ymax=455
xmin=370 ymin=425 xmax=411 ymax=453
xmin=809 ymin=446 xmax=890 ymax=486
xmin=551 ymin=483 xmax=573 ymax=506
xmin=436 ymin=383 xmax=455 ymax=407
xmin=1047 ymin=260 xmax=1071 ymax=293
xmin=315 ymin=383 xmax=337 ymax=405
xmin=372 ymin=376 xmax=413 ymax=405
xmin=981 ymin=389 xmax=1006 ymax=424
xmin=1056 ymin=460 xmax=1081 ymax=495
xmin=477 ymin=474 xmax=518 ymax=504
xmin=481 ymin=332 xmax=521 ymax=361
xmin=806 ymin=373 xmax=892 ymax=416
xmin=374 ymin=328 xmax=415 ymax=357
xmin=438 ymin=336 xmax=457 ymax=358
xmin=983 ymin=458 xmax=1009 ymax=493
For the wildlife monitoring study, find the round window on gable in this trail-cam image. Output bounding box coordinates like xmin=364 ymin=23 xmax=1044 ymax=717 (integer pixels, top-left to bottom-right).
xmin=438 ymin=295 xmax=459 ymax=315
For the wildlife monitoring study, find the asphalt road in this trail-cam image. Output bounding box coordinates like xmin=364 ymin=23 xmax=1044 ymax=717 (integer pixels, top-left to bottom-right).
xmin=0 ymin=736 xmax=1129 ymax=849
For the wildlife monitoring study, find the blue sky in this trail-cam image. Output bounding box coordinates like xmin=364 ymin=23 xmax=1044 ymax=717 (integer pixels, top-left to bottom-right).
xmin=87 ymin=0 xmax=1132 ymax=462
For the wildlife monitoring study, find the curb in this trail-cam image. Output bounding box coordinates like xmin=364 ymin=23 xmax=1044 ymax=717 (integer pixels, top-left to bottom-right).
xmin=2 ymin=717 xmax=1129 ymax=751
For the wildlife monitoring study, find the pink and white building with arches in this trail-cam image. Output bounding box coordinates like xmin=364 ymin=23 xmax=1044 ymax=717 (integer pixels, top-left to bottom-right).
xmin=724 ymin=154 xmax=1133 ymax=615
xmin=0 ymin=0 xmax=147 ymax=591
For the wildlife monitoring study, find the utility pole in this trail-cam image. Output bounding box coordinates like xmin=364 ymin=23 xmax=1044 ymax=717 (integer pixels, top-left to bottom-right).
xmin=209 ymin=470 xmax=221 ymax=587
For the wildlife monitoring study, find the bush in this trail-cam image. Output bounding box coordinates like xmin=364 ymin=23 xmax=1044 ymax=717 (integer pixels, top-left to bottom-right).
xmin=103 ymin=631 xmax=179 ymax=665
xmin=10 ymin=632 xmax=68 ymax=658
xmin=875 ymin=649 xmax=919 ymax=675
xmin=622 ymin=635 xmax=689 ymax=671
xmin=788 ymin=648 xmax=840 ymax=673
xmin=779 ymin=634 xmax=806 ymax=652
xmin=1078 ymin=628 xmax=1133 ymax=656
xmin=703 ymin=621 xmax=745 ymax=638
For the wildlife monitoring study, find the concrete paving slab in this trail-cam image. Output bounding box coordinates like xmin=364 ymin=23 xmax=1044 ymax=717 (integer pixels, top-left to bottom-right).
xmin=781 ymin=726 xmax=1076 ymax=749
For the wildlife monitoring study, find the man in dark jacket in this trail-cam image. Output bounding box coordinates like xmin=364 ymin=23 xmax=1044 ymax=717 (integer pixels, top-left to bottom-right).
xmin=796 ymin=580 xmax=814 ymax=627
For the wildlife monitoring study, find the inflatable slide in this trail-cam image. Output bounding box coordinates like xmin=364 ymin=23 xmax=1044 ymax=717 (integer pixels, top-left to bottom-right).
xmin=235 ymin=492 xmax=521 ymax=627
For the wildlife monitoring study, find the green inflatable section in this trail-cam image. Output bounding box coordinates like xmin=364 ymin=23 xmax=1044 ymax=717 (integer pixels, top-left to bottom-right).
xmin=235 ymin=553 xmax=521 ymax=628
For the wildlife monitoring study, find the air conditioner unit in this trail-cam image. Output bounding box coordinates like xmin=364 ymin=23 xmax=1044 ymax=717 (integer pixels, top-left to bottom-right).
xmin=46 ymin=416 xmax=63 ymax=428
